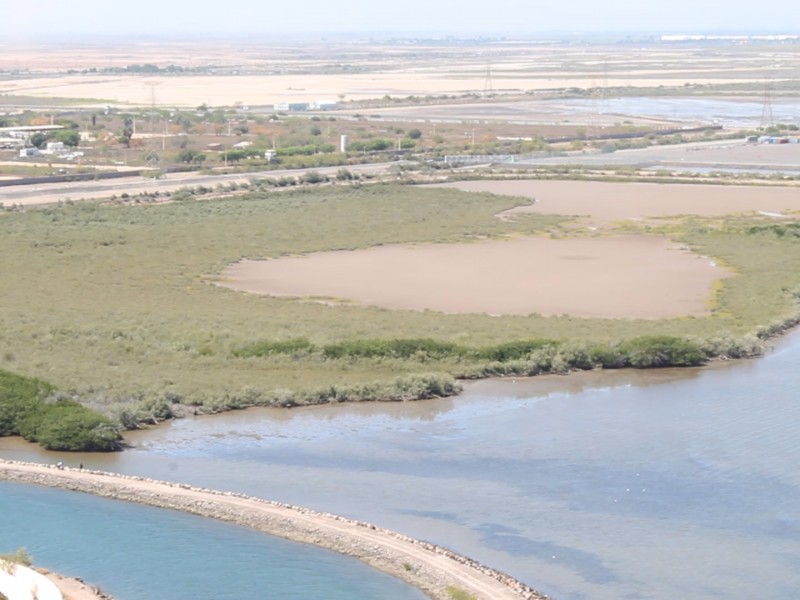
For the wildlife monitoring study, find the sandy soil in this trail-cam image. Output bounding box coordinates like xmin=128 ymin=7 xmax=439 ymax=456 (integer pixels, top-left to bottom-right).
xmin=218 ymin=235 xmax=729 ymax=319
xmin=0 ymin=73 xmax=761 ymax=107
xmin=3 ymin=41 xmax=792 ymax=107
xmin=40 ymin=570 xmax=111 ymax=600
xmin=0 ymin=460 xmax=545 ymax=600
xmin=436 ymin=180 xmax=800 ymax=227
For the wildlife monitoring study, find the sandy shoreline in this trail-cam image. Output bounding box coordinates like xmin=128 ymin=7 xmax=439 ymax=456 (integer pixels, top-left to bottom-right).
xmin=40 ymin=570 xmax=113 ymax=600
xmin=1 ymin=460 xmax=548 ymax=600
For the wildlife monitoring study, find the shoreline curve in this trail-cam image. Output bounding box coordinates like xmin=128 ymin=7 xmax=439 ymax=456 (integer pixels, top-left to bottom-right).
xmin=1 ymin=460 xmax=549 ymax=600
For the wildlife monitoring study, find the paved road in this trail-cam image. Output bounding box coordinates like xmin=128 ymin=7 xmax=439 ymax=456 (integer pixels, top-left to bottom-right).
xmin=0 ymin=162 xmax=398 ymax=207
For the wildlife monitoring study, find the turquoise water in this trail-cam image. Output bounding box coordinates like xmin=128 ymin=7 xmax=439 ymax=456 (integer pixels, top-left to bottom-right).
xmin=0 ymin=482 xmax=427 ymax=600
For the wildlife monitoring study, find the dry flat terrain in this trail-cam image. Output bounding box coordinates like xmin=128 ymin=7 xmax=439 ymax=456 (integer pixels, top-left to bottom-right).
xmin=437 ymin=180 xmax=800 ymax=226
xmin=220 ymin=235 xmax=728 ymax=319
xmin=2 ymin=39 xmax=798 ymax=108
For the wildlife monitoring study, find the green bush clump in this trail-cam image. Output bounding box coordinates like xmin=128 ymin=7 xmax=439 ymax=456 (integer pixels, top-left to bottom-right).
xmin=616 ymin=335 xmax=707 ymax=368
xmin=300 ymin=372 xmax=460 ymax=404
xmin=0 ymin=369 xmax=53 ymax=436
xmin=19 ymin=401 xmax=120 ymax=452
xmin=0 ymin=369 xmax=120 ymax=451
xmin=235 ymin=335 xmax=708 ymax=373
xmin=233 ymin=338 xmax=316 ymax=357
xmin=322 ymin=338 xmax=464 ymax=360
xmin=747 ymin=223 xmax=800 ymax=238
xmin=475 ymin=339 xmax=559 ymax=361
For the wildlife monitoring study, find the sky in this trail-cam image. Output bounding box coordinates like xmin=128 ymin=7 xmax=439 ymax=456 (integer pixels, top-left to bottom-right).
xmin=3 ymin=0 xmax=799 ymax=39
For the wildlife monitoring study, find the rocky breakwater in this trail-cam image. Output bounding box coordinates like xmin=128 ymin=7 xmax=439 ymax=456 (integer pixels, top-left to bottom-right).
xmin=1 ymin=460 xmax=549 ymax=600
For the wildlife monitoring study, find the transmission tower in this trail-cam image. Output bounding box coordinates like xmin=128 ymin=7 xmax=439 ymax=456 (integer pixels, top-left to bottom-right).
xmin=144 ymin=81 xmax=161 ymax=167
xmin=760 ymin=80 xmax=775 ymax=130
xmin=483 ymin=58 xmax=494 ymax=96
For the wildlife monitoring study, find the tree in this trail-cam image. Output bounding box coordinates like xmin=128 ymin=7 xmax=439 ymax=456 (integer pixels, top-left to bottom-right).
xmin=407 ymin=128 xmax=422 ymax=139
xmin=177 ymin=149 xmax=206 ymax=164
xmin=119 ymin=118 xmax=134 ymax=147
xmin=54 ymin=130 xmax=80 ymax=147
xmin=30 ymin=133 xmax=48 ymax=149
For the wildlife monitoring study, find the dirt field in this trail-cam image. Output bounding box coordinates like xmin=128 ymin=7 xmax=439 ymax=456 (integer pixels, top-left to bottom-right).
xmin=436 ymin=180 xmax=800 ymax=226
xmin=0 ymin=73 xmax=764 ymax=108
xmin=218 ymin=235 xmax=729 ymax=319
xmin=2 ymin=40 xmax=796 ymax=107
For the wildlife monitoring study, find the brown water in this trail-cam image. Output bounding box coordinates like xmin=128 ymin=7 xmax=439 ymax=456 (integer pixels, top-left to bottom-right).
xmin=3 ymin=338 xmax=800 ymax=600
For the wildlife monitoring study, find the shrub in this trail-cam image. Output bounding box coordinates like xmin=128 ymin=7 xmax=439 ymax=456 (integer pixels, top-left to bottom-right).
xmin=322 ymin=338 xmax=463 ymax=360
xmin=1 ymin=547 xmax=33 ymax=567
xmin=476 ymin=339 xmax=558 ymax=362
xmin=233 ymin=338 xmax=315 ymax=358
xmin=1 ymin=370 xmax=120 ymax=451
xmin=618 ymin=335 xmax=706 ymax=368
xmin=0 ymin=369 xmax=53 ymax=436
xmin=300 ymin=171 xmax=327 ymax=184
xmin=18 ymin=400 xmax=121 ymax=451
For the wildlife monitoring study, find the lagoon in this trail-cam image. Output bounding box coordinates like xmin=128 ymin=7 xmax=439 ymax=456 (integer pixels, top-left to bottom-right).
xmin=0 ymin=482 xmax=427 ymax=600
xmin=3 ymin=333 xmax=800 ymax=599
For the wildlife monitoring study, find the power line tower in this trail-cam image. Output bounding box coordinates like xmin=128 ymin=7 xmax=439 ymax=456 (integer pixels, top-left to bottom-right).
xmin=587 ymin=59 xmax=609 ymax=138
xmin=483 ymin=58 xmax=494 ymax=96
xmin=760 ymin=79 xmax=775 ymax=130
xmin=144 ymin=81 xmax=161 ymax=168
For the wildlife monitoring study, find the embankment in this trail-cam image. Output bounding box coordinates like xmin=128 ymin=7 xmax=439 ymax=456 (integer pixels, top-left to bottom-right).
xmin=0 ymin=460 xmax=548 ymax=600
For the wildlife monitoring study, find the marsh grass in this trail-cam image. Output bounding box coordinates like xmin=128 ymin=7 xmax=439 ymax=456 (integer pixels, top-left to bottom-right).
xmin=1 ymin=184 xmax=800 ymax=414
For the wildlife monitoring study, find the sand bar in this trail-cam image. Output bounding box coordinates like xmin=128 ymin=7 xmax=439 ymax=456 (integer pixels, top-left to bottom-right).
xmin=0 ymin=460 xmax=546 ymax=600
xmin=219 ymin=235 xmax=730 ymax=319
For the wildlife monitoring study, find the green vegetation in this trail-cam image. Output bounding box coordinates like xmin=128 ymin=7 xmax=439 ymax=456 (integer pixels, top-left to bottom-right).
xmin=0 ymin=370 xmax=120 ymax=451
xmin=234 ymin=335 xmax=707 ymax=370
xmin=1 ymin=184 xmax=800 ymax=429
xmin=446 ymin=587 xmax=478 ymax=600
xmin=0 ymin=547 xmax=32 ymax=568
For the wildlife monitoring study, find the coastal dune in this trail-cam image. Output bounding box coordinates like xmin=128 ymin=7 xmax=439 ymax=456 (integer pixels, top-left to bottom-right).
xmin=0 ymin=460 xmax=547 ymax=600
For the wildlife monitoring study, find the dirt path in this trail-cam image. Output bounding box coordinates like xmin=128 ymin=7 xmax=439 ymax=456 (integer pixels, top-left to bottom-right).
xmin=1 ymin=460 xmax=547 ymax=600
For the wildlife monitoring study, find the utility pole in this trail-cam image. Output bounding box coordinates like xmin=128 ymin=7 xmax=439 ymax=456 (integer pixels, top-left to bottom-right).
xmin=483 ymin=58 xmax=494 ymax=96
xmin=145 ymin=82 xmax=161 ymax=168
xmin=760 ymin=79 xmax=775 ymax=130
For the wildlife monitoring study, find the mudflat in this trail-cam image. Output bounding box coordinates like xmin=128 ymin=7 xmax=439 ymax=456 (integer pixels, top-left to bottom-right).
xmin=218 ymin=235 xmax=729 ymax=319
xmin=435 ymin=180 xmax=800 ymax=226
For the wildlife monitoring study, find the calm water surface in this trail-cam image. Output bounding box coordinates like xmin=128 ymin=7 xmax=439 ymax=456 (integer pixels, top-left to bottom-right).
xmin=3 ymin=333 xmax=800 ymax=599
xmin=551 ymin=96 xmax=800 ymax=127
xmin=0 ymin=483 xmax=427 ymax=600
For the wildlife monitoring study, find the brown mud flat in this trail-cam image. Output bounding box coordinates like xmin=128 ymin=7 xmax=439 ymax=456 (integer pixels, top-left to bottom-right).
xmin=435 ymin=180 xmax=800 ymax=227
xmin=0 ymin=460 xmax=547 ymax=600
xmin=218 ymin=235 xmax=730 ymax=319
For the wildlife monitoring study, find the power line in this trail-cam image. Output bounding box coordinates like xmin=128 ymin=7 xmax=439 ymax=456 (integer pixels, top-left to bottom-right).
xmin=760 ymin=79 xmax=775 ymax=130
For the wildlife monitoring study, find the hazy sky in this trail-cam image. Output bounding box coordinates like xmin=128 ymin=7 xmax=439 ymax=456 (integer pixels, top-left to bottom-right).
xmin=4 ymin=0 xmax=799 ymax=38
